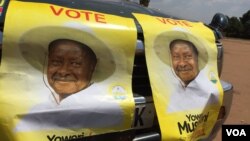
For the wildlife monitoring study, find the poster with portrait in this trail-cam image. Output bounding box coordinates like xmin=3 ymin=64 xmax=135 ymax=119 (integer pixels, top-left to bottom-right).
xmin=0 ymin=0 xmax=136 ymax=140
xmin=133 ymin=13 xmax=224 ymax=140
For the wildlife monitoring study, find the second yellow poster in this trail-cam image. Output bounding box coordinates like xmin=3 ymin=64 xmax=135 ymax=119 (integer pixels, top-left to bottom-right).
xmin=134 ymin=13 xmax=224 ymax=141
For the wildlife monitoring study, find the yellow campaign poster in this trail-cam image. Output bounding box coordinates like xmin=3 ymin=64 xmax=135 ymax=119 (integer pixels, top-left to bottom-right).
xmin=0 ymin=0 xmax=136 ymax=141
xmin=133 ymin=13 xmax=224 ymax=140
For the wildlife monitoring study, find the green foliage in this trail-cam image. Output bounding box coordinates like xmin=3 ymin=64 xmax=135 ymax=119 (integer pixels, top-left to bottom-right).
xmin=224 ymin=10 xmax=250 ymax=39
xmin=224 ymin=17 xmax=243 ymax=37
xmin=240 ymin=10 xmax=250 ymax=38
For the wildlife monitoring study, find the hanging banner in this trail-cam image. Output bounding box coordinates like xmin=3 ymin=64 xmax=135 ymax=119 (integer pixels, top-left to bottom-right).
xmin=0 ymin=0 xmax=136 ymax=140
xmin=133 ymin=13 xmax=224 ymax=140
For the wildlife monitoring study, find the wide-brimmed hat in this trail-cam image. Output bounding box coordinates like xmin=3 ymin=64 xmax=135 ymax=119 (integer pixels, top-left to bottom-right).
xmin=154 ymin=30 xmax=209 ymax=70
xmin=19 ymin=26 xmax=115 ymax=82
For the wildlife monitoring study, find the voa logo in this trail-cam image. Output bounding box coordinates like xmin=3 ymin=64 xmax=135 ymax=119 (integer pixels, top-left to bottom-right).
xmin=226 ymin=129 xmax=246 ymax=136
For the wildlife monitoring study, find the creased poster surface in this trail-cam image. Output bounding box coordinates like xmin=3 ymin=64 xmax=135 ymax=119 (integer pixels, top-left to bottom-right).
xmin=0 ymin=0 xmax=136 ymax=140
xmin=134 ymin=13 xmax=224 ymax=140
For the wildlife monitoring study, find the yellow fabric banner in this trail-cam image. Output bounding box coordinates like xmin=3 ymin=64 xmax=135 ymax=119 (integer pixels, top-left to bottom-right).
xmin=133 ymin=13 xmax=224 ymax=141
xmin=0 ymin=0 xmax=136 ymax=140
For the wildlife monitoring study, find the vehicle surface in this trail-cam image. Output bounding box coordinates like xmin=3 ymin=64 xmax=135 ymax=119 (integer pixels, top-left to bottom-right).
xmin=0 ymin=0 xmax=233 ymax=141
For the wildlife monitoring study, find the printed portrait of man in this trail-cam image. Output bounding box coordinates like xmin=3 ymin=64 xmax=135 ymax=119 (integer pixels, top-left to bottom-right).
xmin=169 ymin=39 xmax=199 ymax=87
xmin=153 ymin=31 xmax=221 ymax=113
xmin=14 ymin=26 xmax=123 ymax=132
xmin=46 ymin=39 xmax=97 ymax=102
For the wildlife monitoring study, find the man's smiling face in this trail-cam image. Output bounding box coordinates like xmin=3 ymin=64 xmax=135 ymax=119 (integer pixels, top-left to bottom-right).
xmin=47 ymin=40 xmax=96 ymax=97
xmin=170 ymin=40 xmax=199 ymax=85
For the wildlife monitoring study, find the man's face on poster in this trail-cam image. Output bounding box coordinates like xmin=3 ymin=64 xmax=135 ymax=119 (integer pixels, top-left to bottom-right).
xmin=170 ymin=40 xmax=199 ymax=85
xmin=47 ymin=39 xmax=96 ymax=97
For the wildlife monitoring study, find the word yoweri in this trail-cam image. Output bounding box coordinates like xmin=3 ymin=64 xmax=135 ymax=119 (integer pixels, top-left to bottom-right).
xmin=47 ymin=132 xmax=85 ymax=141
xmin=177 ymin=112 xmax=209 ymax=135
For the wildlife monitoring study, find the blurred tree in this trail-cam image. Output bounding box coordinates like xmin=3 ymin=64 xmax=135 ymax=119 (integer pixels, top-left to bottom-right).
xmin=224 ymin=16 xmax=243 ymax=37
xmin=139 ymin=0 xmax=150 ymax=7
xmin=240 ymin=10 xmax=250 ymax=39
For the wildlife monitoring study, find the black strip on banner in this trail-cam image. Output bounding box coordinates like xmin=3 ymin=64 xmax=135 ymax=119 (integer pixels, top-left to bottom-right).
xmin=222 ymin=125 xmax=250 ymax=140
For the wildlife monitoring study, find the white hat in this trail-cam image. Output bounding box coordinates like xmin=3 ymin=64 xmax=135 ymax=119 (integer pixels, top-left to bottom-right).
xmin=154 ymin=30 xmax=208 ymax=70
xmin=19 ymin=26 xmax=116 ymax=82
